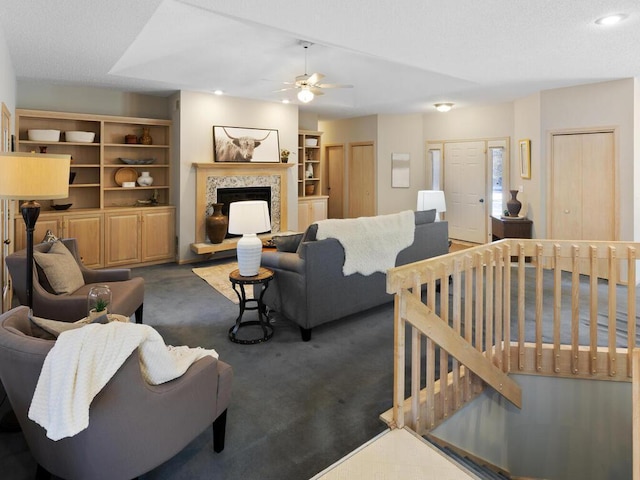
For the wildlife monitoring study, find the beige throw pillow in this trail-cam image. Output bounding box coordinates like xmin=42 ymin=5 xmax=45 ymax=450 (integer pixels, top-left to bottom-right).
xmin=33 ymin=241 xmax=85 ymax=295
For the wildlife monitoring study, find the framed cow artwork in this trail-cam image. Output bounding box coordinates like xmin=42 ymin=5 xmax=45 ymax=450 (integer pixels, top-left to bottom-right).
xmin=213 ymin=126 xmax=280 ymax=163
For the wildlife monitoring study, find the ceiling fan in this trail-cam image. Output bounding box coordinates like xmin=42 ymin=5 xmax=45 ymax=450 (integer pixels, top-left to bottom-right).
xmin=277 ymin=41 xmax=353 ymax=103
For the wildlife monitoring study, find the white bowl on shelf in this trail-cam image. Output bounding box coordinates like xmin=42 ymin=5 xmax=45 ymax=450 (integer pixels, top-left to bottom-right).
xmin=65 ymin=131 xmax=95 ymax=143
xmin=27 ymin=129 xmax=60 ymax=142
xmin=304 ymin=138 xmax=318 ymax=147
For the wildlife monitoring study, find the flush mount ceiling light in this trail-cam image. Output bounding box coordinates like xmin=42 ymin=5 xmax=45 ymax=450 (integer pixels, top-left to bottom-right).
xmin=213 ymin=90 xmax=224 ymax=95
xmin=297 ymin=87 xmax=314 ymax=103
xmin=595 ymin=13 xmax=628 ymax=25
xmin=434 ymin=103 xmax=454 ymax=113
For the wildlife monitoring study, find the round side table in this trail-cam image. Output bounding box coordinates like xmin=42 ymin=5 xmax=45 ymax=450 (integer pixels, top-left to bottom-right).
xmin=228 ymin=267 xmax=274 ymax=344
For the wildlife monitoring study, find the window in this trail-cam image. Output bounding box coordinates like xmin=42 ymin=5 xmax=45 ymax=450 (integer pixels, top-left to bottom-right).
xmin=428 ymin=147 xmax=442 ymax=190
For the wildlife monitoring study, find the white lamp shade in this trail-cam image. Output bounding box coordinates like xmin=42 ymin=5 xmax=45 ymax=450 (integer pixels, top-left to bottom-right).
xmin=0 ymin=153 xmax=71 ymax=200
xmin=228 ymin=200 xmax=271 ymax=235
xmin=417 ymin=190 xmax=447 ymax=220
xmin=228 ymin=201 xmax=271 ymax=276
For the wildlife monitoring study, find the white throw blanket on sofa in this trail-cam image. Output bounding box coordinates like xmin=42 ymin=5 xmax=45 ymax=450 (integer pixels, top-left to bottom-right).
xmin=315 ymin=210 xmax=415 ymax=276
xmin=28 ymin=321 xmax=218 ymax=441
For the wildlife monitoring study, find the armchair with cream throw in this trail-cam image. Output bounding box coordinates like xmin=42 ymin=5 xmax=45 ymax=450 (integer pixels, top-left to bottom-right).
xmin=0 ymin=306 xmax=233 ymax=480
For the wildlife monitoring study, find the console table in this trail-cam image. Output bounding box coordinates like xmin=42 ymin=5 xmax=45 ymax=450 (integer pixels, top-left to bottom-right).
xmin=491 ymin=216 xmax=533 ymax=241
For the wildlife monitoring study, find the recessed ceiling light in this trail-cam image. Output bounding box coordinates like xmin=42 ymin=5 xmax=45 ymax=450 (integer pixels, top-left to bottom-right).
xmin=282 ymin=99 xmax=290 ymax=104
xmin=434 ymin=103 xmax=454 ymax=113
xmin=213 ymin=90 xmax=224 ymax=95
xmin=595 ymin=13 xmax=628 ymax=25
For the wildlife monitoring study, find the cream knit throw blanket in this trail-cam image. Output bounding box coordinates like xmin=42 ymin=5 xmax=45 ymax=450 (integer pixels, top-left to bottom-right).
xmin=29 ymin=321 xmax=218 ymax=441
xmin=315 ymin=210 xmax=415 ymax=276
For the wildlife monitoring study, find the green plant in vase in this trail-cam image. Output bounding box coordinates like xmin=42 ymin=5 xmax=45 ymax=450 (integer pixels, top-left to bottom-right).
xmin=94 ymin=298 xmax=109 ymax=313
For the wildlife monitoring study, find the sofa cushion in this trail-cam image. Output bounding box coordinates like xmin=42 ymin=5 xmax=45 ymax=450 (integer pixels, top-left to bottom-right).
xmin=273 ymin=233 xmax=303 ymax=253
xmin=33 ymin=240 xmax=85 ymax=295
xmin=415 ymin=209 xmax=437 ymax=224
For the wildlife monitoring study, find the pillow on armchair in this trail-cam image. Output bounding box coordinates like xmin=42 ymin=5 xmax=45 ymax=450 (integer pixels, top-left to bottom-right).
xmin=33 ymin=240 xmax=85 ymax=295
xmin=273 ymin=233 xmax=304 ymax=253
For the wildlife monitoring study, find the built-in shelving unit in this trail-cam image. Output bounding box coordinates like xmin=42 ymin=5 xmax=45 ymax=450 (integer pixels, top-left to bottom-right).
xmin=298 ymin=130 xmax=323 ymax=198
xmin=14 ymin=109 xmax=175 ymax=267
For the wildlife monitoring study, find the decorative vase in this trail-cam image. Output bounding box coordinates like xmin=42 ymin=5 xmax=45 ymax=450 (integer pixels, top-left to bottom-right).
xmin=139 ymin=127 xmax=152 ymax=145
xmin=137 ymin=171 xmax=153 ymax=186
xmin=507 ymin=190 xmax=522 ymax=217
xmin=206 ymin=203 xmax=228 ymax=244
xmin=306 ymin=163 xmax=314 ymax=179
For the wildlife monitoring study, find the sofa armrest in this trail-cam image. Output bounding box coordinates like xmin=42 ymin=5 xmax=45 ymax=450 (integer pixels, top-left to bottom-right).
xmin=81 ymin=268 xmax=132 ymax=284
xmin=260 ymin=251 xmax=305 ymax=274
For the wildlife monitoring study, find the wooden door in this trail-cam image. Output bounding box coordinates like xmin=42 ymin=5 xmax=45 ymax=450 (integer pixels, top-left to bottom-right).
xmin=325 ymin=144 xmax=345 ymax=219
xmin=444 ymin=141 xmax=487 ymax=243
xmin=348 ymin=142 xmax=375 ymax=218
xmin=141 ymin=208 xmax=175 ymax=262
xmin=550 ymin=132 xmax=615 ymax=241
xmin=65 ymin=214 xmax=103 ymax=268
xmin=105 ymin=211 xmax=140 ymax=266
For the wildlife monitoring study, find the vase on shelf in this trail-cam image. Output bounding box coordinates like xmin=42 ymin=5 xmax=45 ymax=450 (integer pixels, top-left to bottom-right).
xmin=137 ymin=171 xmax=153 ymax=186
xmin=139 ymin=127 xmax=152 ymax=145
xmin=507 ymin=190 xmax=522 ymax=217
xmin=206 ymin=203 xmax=228 ymax=244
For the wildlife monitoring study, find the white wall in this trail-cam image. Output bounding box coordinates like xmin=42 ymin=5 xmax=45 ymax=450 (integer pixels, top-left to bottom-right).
xmin=176 ymin=91 xmax=298 ymax=262
xmin=422 ymin=102 xmax=514 ymax=142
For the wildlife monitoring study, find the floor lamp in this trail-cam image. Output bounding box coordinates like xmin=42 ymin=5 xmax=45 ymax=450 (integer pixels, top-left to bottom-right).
xmin=0 ymin=152 xmax=70 ymax=431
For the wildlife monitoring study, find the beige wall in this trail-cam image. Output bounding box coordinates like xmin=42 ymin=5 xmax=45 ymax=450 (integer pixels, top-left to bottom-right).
xmin=319 ymin=115 xmax=378 ymax=214
xmin=17 ymin=80 xmax=170 ymax=119
xmin=0 ymin=26 xmax=15 ymax=117
xmin=422 ymin=102 xmax=514 ymax=142
xmin=299 ymin=111 xmax=319 ymax=131
xmin=176 ymin=91 xmax=298 ymax=262
xmin=513 ymin=93 xmax=541 ymax=235
xmin=540 ymin=79 xmax=635 ymax=241
xmin=377 ymin=113 xmax=425 ymax=214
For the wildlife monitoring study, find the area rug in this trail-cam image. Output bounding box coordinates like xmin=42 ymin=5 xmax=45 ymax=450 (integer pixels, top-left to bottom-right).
xmin=192 ymin=260 xmax=242 ymax=304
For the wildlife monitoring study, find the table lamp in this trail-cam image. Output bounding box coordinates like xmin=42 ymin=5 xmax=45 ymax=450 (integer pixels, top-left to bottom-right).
xmin=0 ymin=152 xmax=71 ymax=308
xmin=228 ymin=200 xmax=271 ymax=277
xmin=417 ymin=190 xmax=447 ymax=221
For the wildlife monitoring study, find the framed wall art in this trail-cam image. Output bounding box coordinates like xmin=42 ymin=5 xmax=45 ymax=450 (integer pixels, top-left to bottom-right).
xmin=519 ymin=138 xmax=531 ymax=179
xmin=213 ymin=126 xmax=280 ymax=163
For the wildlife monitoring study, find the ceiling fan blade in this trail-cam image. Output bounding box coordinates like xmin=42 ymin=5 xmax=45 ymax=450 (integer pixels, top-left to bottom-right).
xmin=307 ymin=72 xmax=325 ymax=85
xmin=309 ymin=87 xmax=325 ymax=96
xmin=273 ymin=86 xmax=295 ymax=93
xmin=316 ymin=83 xmax=354 ymax=89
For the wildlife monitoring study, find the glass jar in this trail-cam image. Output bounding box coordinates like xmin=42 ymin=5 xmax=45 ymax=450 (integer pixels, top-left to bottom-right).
xmin=87 ymin=285 xmax=112 ymax=319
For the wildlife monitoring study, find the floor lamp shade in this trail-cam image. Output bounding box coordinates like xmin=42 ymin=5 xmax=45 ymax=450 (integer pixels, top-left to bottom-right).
xmin=417 ymin=190 xmax=446 ymax=221
xmin=0 ymin=152 xmax=71 ymax=309
xmin=0 ymin=153 xmax=71 ymax=200
xmin=228 ymin=200 xmax=271 ymax=277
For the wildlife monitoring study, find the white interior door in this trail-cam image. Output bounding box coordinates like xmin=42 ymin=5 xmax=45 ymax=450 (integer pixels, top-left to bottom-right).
xmin=444 ymin=141 xmax=487 ymax=243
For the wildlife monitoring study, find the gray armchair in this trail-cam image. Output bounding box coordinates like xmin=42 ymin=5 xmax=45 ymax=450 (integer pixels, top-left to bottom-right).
xmin=0 ymin=306 xmax=233 ymax=480
xmin=6 ymin=238 xmax=144 ymax=323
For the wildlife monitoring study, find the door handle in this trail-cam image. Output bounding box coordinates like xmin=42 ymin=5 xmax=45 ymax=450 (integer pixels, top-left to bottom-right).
xmin=479 ymin=198 xmax=484 ymax=203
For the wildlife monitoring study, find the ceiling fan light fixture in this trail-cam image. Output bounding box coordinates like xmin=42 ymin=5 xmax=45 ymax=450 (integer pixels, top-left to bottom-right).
xmin=213 ymin=89 xmax=224 ymax=95
xmin=435 ymin=103 xmax=454 ymax=113
xmin=298 ymin=88 xmax=314 ymax=103
xmin=595 ymin=13 xmax=627 ymax=25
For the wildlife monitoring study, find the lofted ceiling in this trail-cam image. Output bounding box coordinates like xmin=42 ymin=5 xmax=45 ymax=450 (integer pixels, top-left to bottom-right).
xmin=0 ymin=0 xmax=639 ymax=119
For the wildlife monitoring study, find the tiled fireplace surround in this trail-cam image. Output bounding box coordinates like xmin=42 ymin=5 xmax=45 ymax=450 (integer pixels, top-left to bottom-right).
xmin=193 ymin=163 xmax=294 ymax=250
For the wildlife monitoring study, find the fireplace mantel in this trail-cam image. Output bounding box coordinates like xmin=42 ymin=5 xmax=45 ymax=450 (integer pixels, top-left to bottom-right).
xmin=192 ymin=162 xmax=295 ymax=254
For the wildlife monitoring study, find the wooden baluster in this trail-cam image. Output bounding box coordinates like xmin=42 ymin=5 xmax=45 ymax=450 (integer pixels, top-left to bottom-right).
xmin=628 ymin=247 xmax=636 ymax=378
xmin=608 ymin=246 xmax=617 ymax=377
xmin=589 ymin=246 xmax=598 ymax=375
xmin=410 ymin=273 xmax=421 ymax=432
xmin=553 ymin=244 xmax=562 ymax=374
xmin=571 ymin=245 xmax=580 ymax=375
xmin=464 ymin=254 xmax=474 ymax=400
xmin=535 ymin=244 xmax=544 ymax=372
xmin=440 ymin=265 xmax=449 ymax=419
xmin=426 ymin=269 xmax=436 ymax=428
xmin=485 ymin=249 xmax=494 ymax=362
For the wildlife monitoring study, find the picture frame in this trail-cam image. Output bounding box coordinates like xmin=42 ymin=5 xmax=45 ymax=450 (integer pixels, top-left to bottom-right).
xmin=213 ymin=126 xmax=280 ymax=163
xmin=519 ymin=139 xmax=531 ymax=179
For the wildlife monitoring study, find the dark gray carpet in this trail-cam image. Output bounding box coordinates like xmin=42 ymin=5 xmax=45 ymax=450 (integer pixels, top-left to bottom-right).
xmin=0 ymin=260 xmax=396 ymax=480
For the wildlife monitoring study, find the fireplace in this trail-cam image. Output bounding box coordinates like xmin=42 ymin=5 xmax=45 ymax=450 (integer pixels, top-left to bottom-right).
xmin=216 ymin=186 xmax=272 ymax=238
xmin=192 ymin=162 xmax=294 ymax=253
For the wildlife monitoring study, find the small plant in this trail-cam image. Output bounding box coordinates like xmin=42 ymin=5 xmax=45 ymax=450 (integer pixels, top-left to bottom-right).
xmin=94 ymin=298 xmax=109 ymax=312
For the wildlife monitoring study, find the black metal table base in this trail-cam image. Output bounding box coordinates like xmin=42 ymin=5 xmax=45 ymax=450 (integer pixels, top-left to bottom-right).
xmin=228 ymin=268 xmax=274 ymax=344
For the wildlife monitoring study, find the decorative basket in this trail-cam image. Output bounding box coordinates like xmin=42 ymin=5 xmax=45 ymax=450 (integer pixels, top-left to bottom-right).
xmin=305 ymin=184 xmax=315 ymax=195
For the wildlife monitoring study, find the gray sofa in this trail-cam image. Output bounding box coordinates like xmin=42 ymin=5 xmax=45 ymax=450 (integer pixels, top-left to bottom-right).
xmin=259 ymin=210 xmax=449 ymax=341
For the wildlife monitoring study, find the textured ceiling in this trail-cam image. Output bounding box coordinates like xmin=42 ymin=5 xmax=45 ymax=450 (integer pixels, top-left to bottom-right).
xmin=1 ymin=0 xmax=639 ymax=119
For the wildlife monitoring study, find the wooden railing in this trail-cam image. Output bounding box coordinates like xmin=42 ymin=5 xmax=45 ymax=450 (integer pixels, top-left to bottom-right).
xmin=382 ymin=239 xmax=639 ymax=436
